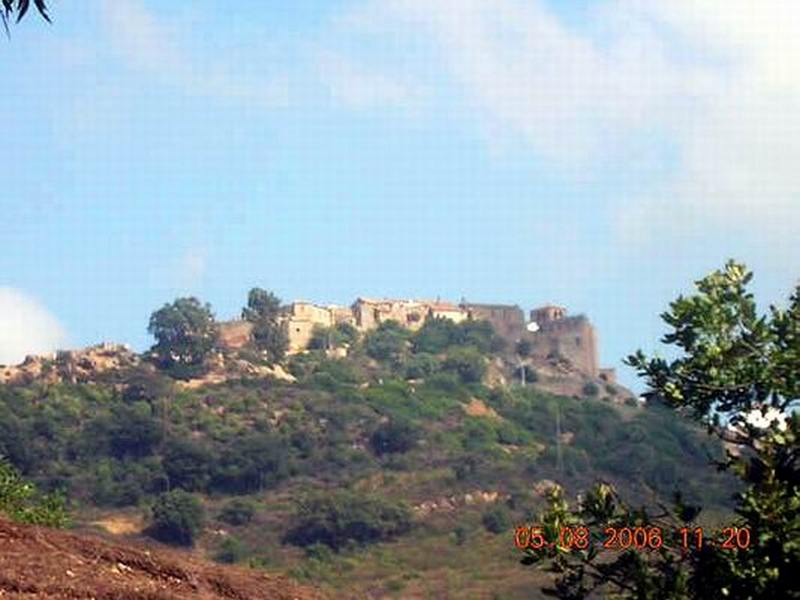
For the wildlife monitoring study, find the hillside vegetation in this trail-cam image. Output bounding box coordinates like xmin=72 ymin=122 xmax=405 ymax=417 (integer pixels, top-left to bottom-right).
xmin=0 ymin=314 xmax=738 ymax=599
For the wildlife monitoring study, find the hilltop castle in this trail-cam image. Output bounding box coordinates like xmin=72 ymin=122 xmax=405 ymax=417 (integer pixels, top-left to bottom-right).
xmin=219 ymin=297 xmax=613 ymax=381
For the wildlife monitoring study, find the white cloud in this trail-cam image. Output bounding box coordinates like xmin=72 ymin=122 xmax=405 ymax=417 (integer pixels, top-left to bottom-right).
xmin=100 ymin=0 xmax=289 ymax=108
xmin=0 ymin=288 xmax=67 ymax=366
xmin=333 ymin=0 xmax=800 ymax=254
xmin=318 ymin=52 xmax=425 ymax=110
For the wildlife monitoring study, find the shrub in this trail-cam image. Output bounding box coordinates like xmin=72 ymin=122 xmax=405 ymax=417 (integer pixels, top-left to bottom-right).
xmin=0 ymin=459 xmax=69 ymax=527
xmin=516 ymin=339 xmax=532 ymax=357
xmin=442 ymin=347 xmax=487 ymax=383
xmin=364 ymin=321 xmax=409 ymax=361
xmin=582 ymin=382 xmax=600 ymax=397
xmin=413 ymin=317 xmax=460 ymax=354
xmin=214 ymin=536 xmax=248 ymax=564
xmin=403 ymin=353 xmax=439 ymax=380
xmin=162 ymin=438 xmax=213 ymax=492
xmin=285 ymin=491 xmax=412 ymax=551
xmin=108 ymin=403 xmax=162 ymax=459
xmin=149 ymin=489 xmax=205 ymax=546
xmin=218 ymin=498 xmax=256 ymax=526
xmin=482 ymin=506 xmax=512 ymax=534
xmin=370 ymin=419 xmax=418 ymax=456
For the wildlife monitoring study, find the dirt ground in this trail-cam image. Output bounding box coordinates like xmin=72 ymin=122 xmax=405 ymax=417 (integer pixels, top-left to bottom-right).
xmin=0 ymin=518 xmax=324 ymax=600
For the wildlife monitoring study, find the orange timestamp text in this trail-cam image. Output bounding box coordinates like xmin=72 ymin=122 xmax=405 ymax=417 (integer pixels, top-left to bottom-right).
xmin=514 ymin=525 xmax=752 ymax=552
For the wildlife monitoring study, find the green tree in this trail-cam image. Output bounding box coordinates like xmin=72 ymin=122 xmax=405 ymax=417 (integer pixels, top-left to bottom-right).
xmin=214 ymin=535 xmax=248 ymax=564
xmin=242 ymin=288 xmax=289 ymax=363
xmin=482 ymin=505 xmax=512 ymax=534
xmin=403 ymin=352 xmax=439 ymax=380
xmin=442 ymin=346 xmax=487 ymax=383
xmin=210 ymin=432 xmax=289 ymax=494
xmin=308 ymin=322 xmax=360 ymax=350
xmin=108 ymin=403 xmax=162 ymax=459
xmin=149 ymin=489 xmax=205 ymax=546
xmin=162 ymin=438 xmax=213 ymax=492
xmin=284 ymin=491 xmax=412 ymax=551
xmin=413 ymin=317 xmax=459 ymax=354
xmin=524 ymin=262 xmax=800 ymax=599
xmin=0 ymin=458 xmax=68 ymax=527
xmin=148 ymin=297 xmax=219 ymax=378
xmin=370 ymin=419 xmax=418 ymax=456
xmin=364 ymin=320 xmax=409 ymax=362
xmin=218 ymin=498 xmax=256 ymax=526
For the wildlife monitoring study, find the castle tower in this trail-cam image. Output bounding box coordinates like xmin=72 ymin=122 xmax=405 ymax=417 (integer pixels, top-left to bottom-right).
xmin=530 ymin=304 xmax=567 ymax=325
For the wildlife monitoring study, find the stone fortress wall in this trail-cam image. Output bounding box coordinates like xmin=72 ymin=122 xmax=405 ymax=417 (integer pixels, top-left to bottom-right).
xmin=219 ymin=297 xmax=605 ymax=377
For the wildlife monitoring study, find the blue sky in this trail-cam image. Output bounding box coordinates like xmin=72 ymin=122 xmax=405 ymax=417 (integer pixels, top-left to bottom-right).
xmin=1 ymin=0 xmax=799 ymax=391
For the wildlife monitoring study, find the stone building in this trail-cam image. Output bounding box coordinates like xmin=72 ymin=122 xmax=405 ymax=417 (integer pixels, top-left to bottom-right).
xmin=285 ymin=302 xmax=349 ymax=353
xmin=351 ymin=298 xmax=430 ymax=331
xmin=524 ymin=306 xmax=599 ymax=377
xmin=428 ymin=301 xmax=468 ymax=324
xmin=460 ymin=303 xmax=526 ymax=339
xmin=217 ymin=296 xmax=603 ymax=378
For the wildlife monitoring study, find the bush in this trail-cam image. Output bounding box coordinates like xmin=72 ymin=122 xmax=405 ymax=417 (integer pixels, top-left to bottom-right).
xmin=364 ymin=321 xmax=409 ymax=361
xmin=413 ymin=317 xmax=460 ymax=354
xmin=442 ymin=346 xmax=487 ymax=383
xmin=214 ymin=536 xmax=248 ymax=564
xmin=149 ymin=490 xmax=205 ymax=546
xmin=582 ymin=382 xmax=600 ymax=397
xmin=218 ymin=498 xmax=256 ymax=526
xmin=516 ymin=339 xmax=532 ymax=357
xmin=482 ymin=506 xmax=512 ymax=534
xmin=370 ymin=419 xmax=418 ymax=456
xmin=108 ymin=403 xmax=162 ymax=459
xmin=0 ymin=459 xmax=69 ymax=527
xmin=308 ymin=323 xmax=359 ymax=350
xmin=403 ymin=353 xmax=439 ymax=380
xmin=162 ymin=438 xmax=213 ymax=492
xmin=285 ymin=491 xmax=412 ymax=551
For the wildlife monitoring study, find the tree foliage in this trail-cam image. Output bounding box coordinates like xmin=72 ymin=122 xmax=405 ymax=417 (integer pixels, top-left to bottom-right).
xmin=524 ymin=262 xmax=800 ymax=599
xmin=149 ymin=489 xmax=205 ymax=546
xmin=148 ymin=297 xmax=219 ymax=378
xmin=284 ymin=491 xmax=412 ymax=551
xmin=364 ymin=320 xmax=409 ymax=362
xmin=370 ymin=419 xmax=418 ymax=456
xmin=2 ymin=0 xmax=48 ymax=32
xmin=242 ymin=288 xmax=289 ymax=363
xmin=0 ymin=458 xmax=68 ymax=527
xmin=442 ymin=346 xmax=487 ymax=383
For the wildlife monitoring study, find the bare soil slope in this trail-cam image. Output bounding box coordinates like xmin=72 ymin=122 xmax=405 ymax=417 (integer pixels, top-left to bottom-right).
xmin=0 ymin=518 xmax=324 ymax=600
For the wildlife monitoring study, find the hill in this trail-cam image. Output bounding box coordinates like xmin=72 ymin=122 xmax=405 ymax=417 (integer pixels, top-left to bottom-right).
xmin=0 ymin=316 xmax=739 ymax=599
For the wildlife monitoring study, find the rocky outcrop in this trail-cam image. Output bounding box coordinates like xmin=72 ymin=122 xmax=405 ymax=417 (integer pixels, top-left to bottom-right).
xmin=0 ymin=343 xmax=139 ymax=386
xmin=413 ymin=489 xmax=508 ymax=517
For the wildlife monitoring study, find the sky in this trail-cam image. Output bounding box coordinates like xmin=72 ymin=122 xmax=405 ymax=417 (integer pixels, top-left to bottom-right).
xmin=2 ymin=0 xmax=799 ymax=391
